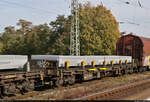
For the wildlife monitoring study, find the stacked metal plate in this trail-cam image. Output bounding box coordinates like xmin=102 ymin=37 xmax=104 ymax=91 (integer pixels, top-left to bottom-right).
xmin=31 ymin=55 xmax=132 ymax=68
xmin=0 ymin=55 xmax=28 ymax=70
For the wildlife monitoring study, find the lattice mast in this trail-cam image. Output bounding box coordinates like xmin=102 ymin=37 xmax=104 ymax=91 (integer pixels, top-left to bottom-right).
xmin=70 ymin=0 xmax=80 ymax=56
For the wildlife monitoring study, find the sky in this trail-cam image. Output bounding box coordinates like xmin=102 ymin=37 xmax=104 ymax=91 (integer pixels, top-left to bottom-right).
xmin=0 ymin=0 xmax=150 ymax=38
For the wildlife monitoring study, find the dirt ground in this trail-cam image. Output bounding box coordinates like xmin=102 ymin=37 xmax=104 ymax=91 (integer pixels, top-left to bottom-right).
xmin=122 ymin=88 xmax=150 ymax=100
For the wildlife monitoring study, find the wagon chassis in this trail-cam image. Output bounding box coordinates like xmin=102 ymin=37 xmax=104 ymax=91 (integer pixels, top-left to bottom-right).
xmin=0 ymin=58 xmax=149 ymax=98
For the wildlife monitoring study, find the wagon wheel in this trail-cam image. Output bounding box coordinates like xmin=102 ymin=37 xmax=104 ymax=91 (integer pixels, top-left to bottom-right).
xmin=69 ymin=76 xmax=75 ymax=85
xmin=53 ymin=79 xmax=60 ymax=87
xmin=22 ymin=80 xmax=29 ymax=92
xmin=130 ymin=68 xmax=133 ymax=74
xmin=25 ymin=80 xmax=35 ymax=91
xmin=100 ymin=72 xmax=105 ymax=78
xmin=2 ymin=84 xmax=16 ymax=96
xmin=138 ymin=67 xmax=142 ymax=72
xmin=8 ymin=83 xmax=16 ymax=94
xmin=29 ymin=80 xmax=35 ymax=91
xmin=0 ymin=87 xmax=2 ymax=98
xmin=121 ymin=69 xmax=125 ymax=75
xmin=2 ymin=86 xmax=7 ymax=96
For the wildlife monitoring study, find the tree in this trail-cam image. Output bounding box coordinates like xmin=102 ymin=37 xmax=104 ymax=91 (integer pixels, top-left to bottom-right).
xmin=4 ymin=26 xmax=16 ymax=35
xmin=80 ymin=2 xmax=120 ymax=55
xmin=49 ymin=15 xmax=70 ymax=54
xmin=53 ymin=2 xmax=120 ymax=55
xmin=0 ymin=42 xmax=3 ymax=54
xmin=1 ymin=20 xmax=52 ymax=55
xmin=17 ymin=19 xmax=32 ymax=35
xmin=24 ymin=24 xmax=52 ymax=55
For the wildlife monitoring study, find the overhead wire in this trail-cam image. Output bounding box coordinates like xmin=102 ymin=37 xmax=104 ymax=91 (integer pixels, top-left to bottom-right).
xmin=100 ymin=0 xmax=150 ymax=35
xmin=0 ymin=0 xmax=65 ymax=15
xmin=100 ymin=0 xmax=139 ymax=26
xmin=79 ymin=0 xmax=150 ymax=30
xmin=113 ymin=0 xmax=150 ymax=24
xmin=1 ymin=0 xmax=150 ymax=34
xmin=116 ymin=0 xmax=150 ymax=11
xmin=117 ymin=0 xmax=150 ymax=34
xmin=0 ymin=0 xmax=72 ymax=34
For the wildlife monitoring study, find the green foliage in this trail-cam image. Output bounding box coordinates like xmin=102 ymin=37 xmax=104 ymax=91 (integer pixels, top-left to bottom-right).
xmin=0 ymin=42 xmax=3 ymax=54
xmin=0 ymin=2 xmax=120 ymax=55
xmin=54 ymin=3 xmax=120 ymax=55
xmin=79 ymin=3 xmax=120 ymax=55
xmin=1 ymin=20 xmax=52 ymax=55
xmin=50 ymin=15 xmax=71 ymax=55
xmin=23 ymin=24 xmax=52 ymax=55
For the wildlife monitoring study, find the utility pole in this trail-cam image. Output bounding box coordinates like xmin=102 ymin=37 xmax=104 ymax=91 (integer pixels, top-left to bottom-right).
xmin=70 ymin=0 xmax=80 ymax=56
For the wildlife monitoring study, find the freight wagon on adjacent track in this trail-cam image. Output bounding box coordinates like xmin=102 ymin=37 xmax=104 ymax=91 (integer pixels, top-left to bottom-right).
xmin=116 ymin=34 xmax=150 ymax=70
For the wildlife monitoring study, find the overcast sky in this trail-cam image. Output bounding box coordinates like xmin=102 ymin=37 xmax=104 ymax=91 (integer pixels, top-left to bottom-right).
xmin=0 ymin=0 xmax=150 ymax=38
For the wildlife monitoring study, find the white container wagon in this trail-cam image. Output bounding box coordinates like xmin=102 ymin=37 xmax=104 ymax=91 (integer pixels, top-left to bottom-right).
xmin=0 ymin=55 xmax=28 ymax=70
xmin=31 ymin=55 xmax=132 ymax=68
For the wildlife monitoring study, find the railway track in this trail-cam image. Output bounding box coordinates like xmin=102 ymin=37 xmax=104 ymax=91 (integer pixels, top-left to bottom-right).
xmin=1 ymin=82 xmax=89 ymax=100
xmin=74 ymin=78 xmax=150 ymax=100
xmin=2 ymin=71 xmax=150 ymax=100
xmin=2 ymin=79 xmax=102 ymax=100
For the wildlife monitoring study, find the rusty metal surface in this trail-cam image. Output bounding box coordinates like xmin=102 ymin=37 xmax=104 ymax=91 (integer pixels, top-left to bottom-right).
xmin=116 ymin=34 xmax=150 ymax=66
xmin=140 ymin=37 xmax=150 ymax=56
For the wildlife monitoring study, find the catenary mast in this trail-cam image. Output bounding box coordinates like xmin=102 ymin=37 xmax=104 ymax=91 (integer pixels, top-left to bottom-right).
xmin=70 ymin=0 xmax=80 ymax=56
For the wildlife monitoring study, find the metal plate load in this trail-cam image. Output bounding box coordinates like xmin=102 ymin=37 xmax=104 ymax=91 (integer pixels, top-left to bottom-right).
xmin=0 ymin=55 xmax=28 ymax=70
xmin=31 ymin=55 xmax=132 ymax=68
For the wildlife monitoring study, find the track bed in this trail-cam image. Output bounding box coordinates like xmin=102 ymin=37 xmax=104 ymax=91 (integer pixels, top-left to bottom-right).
xmin=3 ymin=71 xmax=150 ymax=100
